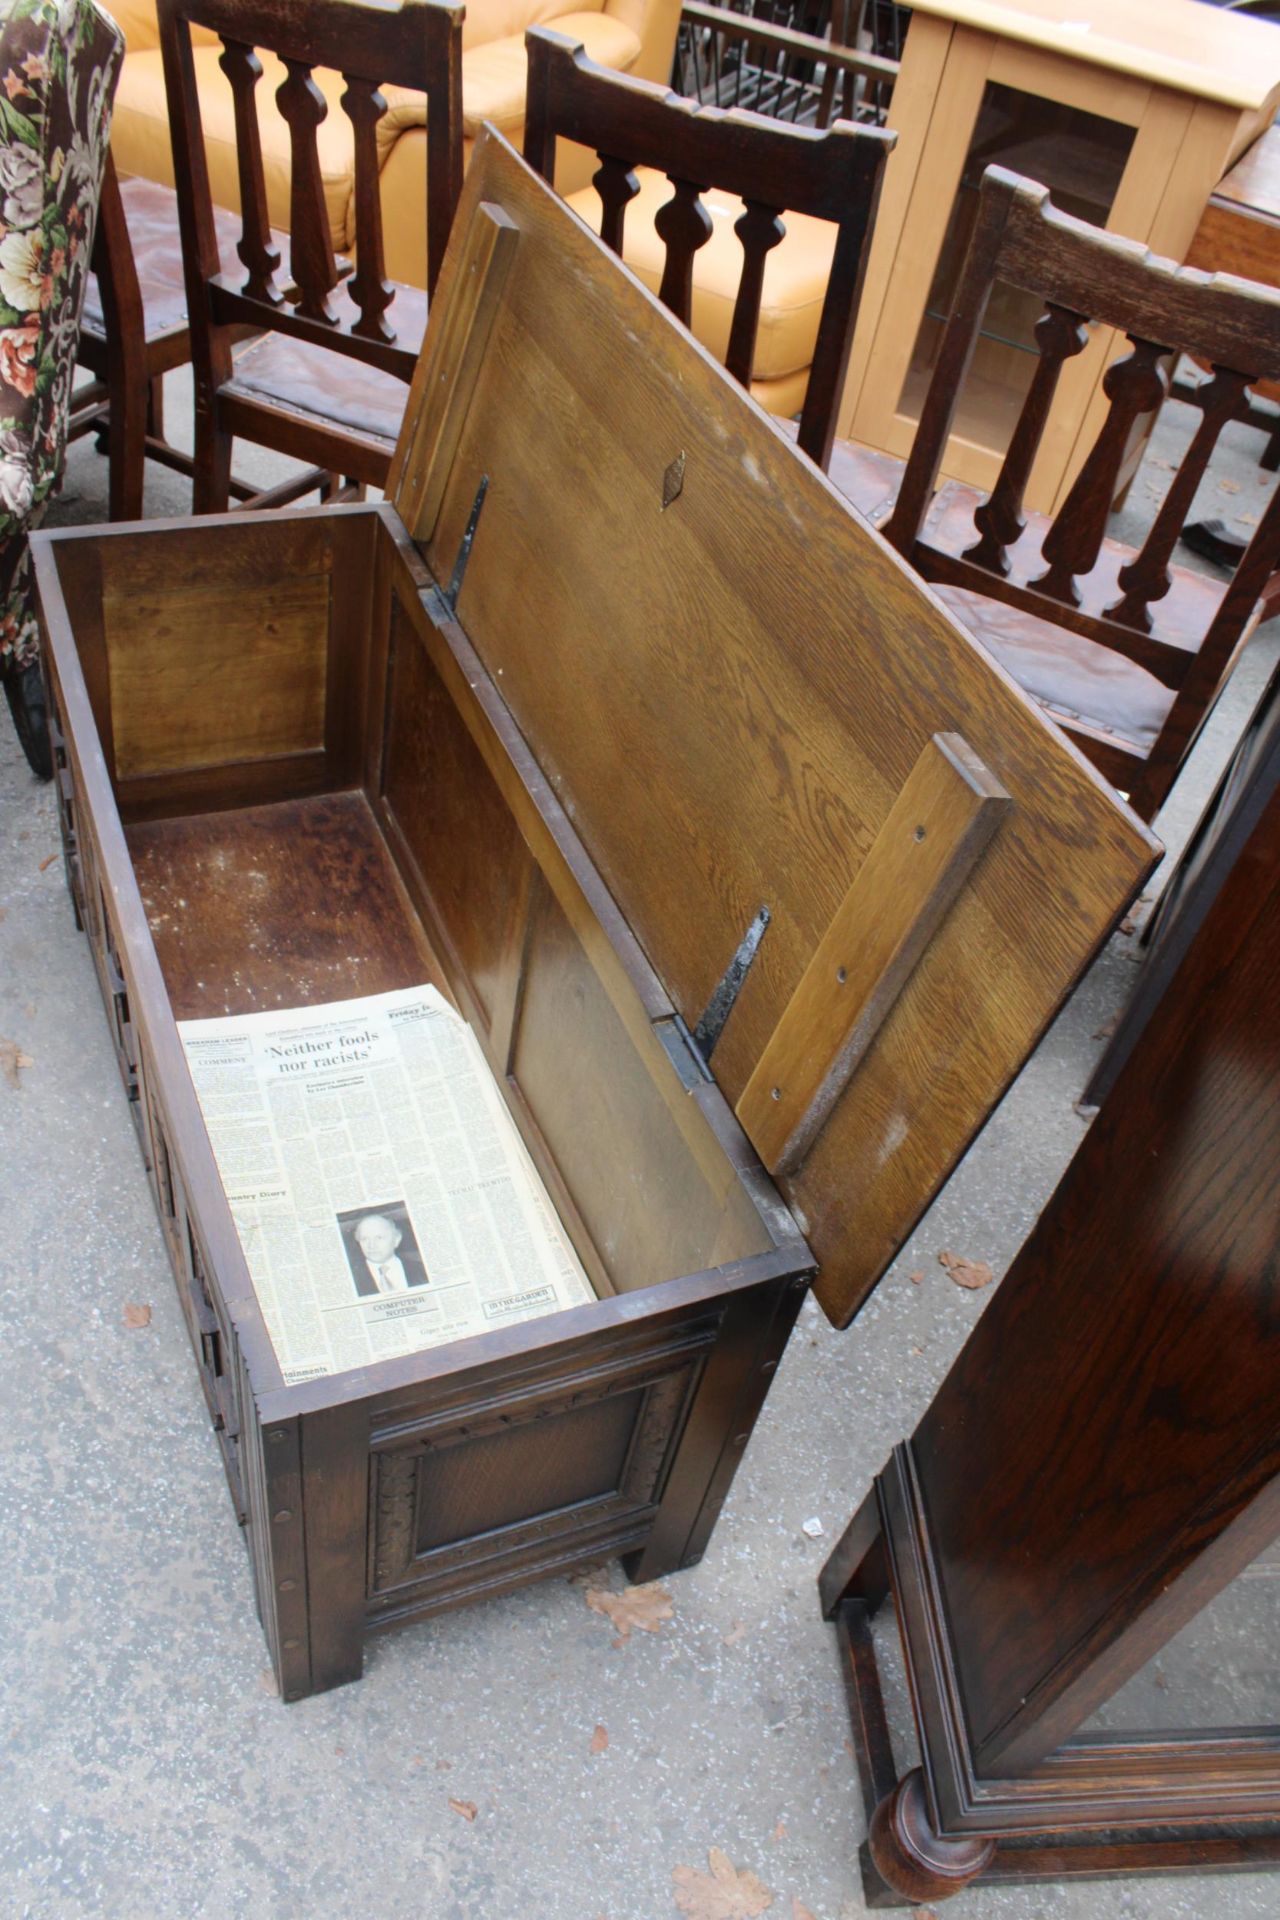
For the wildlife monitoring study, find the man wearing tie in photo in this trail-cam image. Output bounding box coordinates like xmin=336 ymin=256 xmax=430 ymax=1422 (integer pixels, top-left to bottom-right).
xmin=350 ymin=1211 xmax=429 ymax=1298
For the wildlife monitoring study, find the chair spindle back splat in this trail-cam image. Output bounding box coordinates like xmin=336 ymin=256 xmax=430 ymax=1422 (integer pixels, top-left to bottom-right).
xmin=523 ymin=25 xmax=893 ymax=470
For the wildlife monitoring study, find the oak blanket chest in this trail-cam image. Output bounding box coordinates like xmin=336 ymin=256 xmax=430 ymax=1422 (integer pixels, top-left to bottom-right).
xmin=34 ymin=130 xmax=1156 ymax=1699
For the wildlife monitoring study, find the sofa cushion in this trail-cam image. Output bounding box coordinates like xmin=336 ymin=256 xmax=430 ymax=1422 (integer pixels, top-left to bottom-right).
xmin=458 ymin=14 xmax=642 ymax=136
xmin=565 ymin=166 xmax=837 ymax=383
xmin=112 ymin=13 xmax=643 ymax=255
xmin=460 ymin=0 xmax=605 ymax=50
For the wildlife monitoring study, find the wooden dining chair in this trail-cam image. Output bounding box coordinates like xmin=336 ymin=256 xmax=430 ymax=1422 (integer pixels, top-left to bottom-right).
xmin=69 ymin=155 xmax=264 ymax=519
xmin=827 ymin=166 xmax=1280 ymax=824
xmin=523 ymin=25 xmax=894 ymax=470
xmin=157 ymin=0 xmax=463 ymax=511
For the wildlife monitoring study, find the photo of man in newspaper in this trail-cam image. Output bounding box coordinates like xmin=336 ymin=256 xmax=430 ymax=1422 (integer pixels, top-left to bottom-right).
xmin=340 ymin=1203 xmax=430 ymax=1299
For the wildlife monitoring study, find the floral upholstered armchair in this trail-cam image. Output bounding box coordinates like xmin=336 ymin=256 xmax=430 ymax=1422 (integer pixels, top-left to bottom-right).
xmin=0 ymin=0 xmax=122 ymax=777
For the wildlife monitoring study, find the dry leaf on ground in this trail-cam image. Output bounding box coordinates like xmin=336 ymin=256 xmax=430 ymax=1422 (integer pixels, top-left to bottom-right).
xmin=0 ymin=1039 xmax=34 ymax=1088
xmin=37 ymin=852 xmax=57 ymax=872
xmin=1218 ymin=478 xmax=1241 ymax=494
xmin=448 ymin=1798 xmax=477 ymax=1822
xmin=908 ymin=1269 xmax=924 ymax=1285
xmin=672 ymin=1848 xmax=774 ymax=1919
xmin=123 ymin=1302 xmax=152 ymax=1329
xmin=938 ymin=1249 xmax=994 ymax=1291
xmin=589 ymin=1724 xmax=609 ymax=1754
xmin=722 ymin=1620 xmax=748 ymax=1647
xmin=585 ymin=1580 xmax=673 ymax=1644
xmin=792 ymin=1903 xmax=817 ymax=1920
xmin=1092 ymin=1013 xmax=1119 ymax=1041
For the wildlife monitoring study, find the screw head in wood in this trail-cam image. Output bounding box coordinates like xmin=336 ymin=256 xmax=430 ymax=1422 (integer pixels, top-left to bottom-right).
xmin=273 ymin=1509 xmax=293 ymax=1524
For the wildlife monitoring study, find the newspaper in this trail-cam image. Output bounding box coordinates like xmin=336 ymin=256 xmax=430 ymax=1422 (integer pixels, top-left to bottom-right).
xmin=177 ymin=984 xmax=594 ymax=1385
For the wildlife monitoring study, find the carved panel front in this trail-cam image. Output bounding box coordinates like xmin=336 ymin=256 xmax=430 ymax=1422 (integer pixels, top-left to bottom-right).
xmin=368 ymin=1333 xmax=714 ymax=1605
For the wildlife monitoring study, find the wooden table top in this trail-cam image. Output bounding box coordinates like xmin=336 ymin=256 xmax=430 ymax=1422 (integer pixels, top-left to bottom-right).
xmin=906 ymin=0 xmax=1280 ymax=110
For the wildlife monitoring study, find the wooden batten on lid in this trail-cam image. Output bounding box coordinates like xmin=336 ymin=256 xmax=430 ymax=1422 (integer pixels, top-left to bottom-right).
xmin=388 ymin=128 xmax=1159 ymax=1330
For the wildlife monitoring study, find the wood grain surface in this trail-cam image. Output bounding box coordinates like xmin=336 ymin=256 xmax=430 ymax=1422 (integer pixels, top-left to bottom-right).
xmin=396 ymin=129 xmax=1158 ymax=1327
xmin=737 ymin=732 xmax=1010 ymax=1174
xmin=912 ymin=773 xmax=1280 ymax=1775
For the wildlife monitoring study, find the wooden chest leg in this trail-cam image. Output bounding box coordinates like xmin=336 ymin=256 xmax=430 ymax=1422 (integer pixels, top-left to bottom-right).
xmin=295 ymin=1403 xmax=371 ymax=1697
xmin=622 ymin=1273 xmax=808 ymax=1585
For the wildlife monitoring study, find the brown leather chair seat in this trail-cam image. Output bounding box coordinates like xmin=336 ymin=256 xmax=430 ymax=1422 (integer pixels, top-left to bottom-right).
xmin=227 ymin=283 xmax=428 ymax=448
xmin=81 ymin=175 xmax=245 ymax=341
xmin=925 ymin=478 xmax=1226 ymax=756
xmin=818 ymin=445 xmax=1230 ymax=766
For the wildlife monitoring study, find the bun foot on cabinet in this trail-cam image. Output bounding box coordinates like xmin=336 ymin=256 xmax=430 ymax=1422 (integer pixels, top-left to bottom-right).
xmin=868 ymin=1771 xmax=996 ymax=1904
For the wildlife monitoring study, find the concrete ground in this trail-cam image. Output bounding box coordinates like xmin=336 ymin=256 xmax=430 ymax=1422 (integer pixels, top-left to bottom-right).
xmin=1 ymin=375 xmax=1278 ymax=1920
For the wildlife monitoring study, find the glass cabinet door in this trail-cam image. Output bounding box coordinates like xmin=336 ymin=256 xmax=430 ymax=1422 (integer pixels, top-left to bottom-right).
xmin=899 ymin=81 xmax=1137 ymax=454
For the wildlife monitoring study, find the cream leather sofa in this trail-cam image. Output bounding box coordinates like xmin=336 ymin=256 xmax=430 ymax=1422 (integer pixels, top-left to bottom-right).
xmin=105 ymin=0 xmax=681 ymax=287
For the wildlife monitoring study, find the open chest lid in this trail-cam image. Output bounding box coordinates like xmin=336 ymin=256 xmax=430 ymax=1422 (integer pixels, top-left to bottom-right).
xmin=388 ymin=128 xmax=1159 ymax=1330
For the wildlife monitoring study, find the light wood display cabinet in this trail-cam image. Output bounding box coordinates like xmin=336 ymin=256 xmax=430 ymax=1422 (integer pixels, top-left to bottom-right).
xmin=838 ymin=0 xmax=1280 ymax=514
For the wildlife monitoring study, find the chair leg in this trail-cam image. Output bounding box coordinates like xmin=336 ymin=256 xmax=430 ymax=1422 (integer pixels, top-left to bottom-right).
xmin=193 ymin=419 xmax=235 ymax=513
xmin=108 ymin=356 xmax=147 ymax=523
xmin=147 ymin=373 xmax=165 ymax=442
